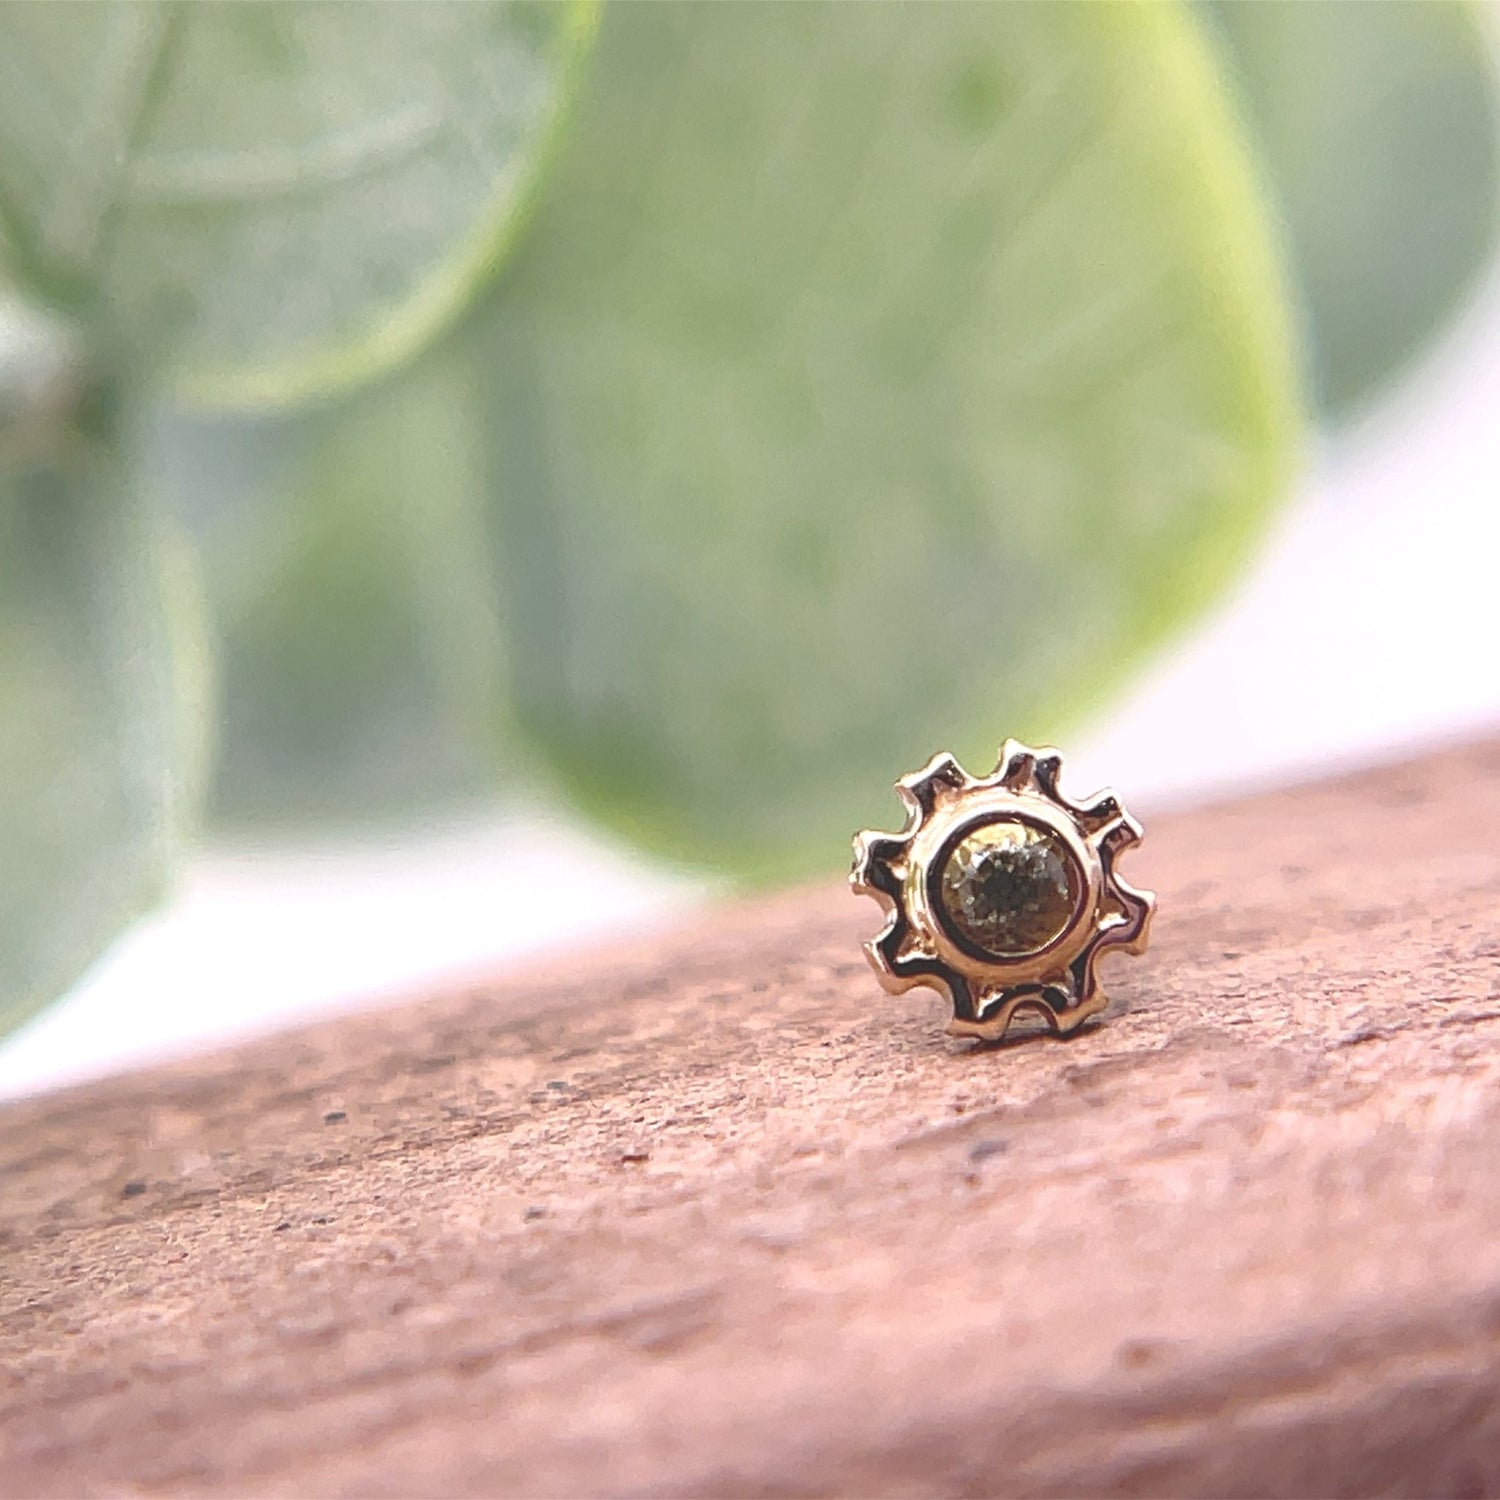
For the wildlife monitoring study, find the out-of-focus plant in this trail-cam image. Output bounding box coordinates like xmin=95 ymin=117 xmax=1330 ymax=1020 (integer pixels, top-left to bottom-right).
xmin=0 ymin=0 xmax=1494 ymax=1039
xmin=1204 ymin=0 xmax=1500 ymax=416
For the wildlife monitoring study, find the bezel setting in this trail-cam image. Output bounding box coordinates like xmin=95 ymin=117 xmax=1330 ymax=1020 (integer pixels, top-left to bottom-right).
xmin=928 ymin=812 xmax=1089 ymax=965
xmin=851 ymin=739 xmax=1154 ymax=1042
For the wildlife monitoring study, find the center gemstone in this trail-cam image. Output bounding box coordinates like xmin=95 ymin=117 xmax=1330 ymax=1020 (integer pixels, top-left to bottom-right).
xmin=936 ymin=818 xmax=1081 ymax=959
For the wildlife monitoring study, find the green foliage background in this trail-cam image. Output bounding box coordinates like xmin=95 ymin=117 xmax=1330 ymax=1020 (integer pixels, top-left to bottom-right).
xmin=0 ymin=0 xmax=1495 ymax=1039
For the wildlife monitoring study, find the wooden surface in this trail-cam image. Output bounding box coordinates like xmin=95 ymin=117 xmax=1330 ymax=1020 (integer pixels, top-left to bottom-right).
xmin=4 ymin=738 xmax=1500 ymax=1497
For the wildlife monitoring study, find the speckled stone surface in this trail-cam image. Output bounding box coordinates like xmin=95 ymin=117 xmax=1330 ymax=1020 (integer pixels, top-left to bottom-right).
xmin=937 ymin=818 xmax=1080 ymax=957
xmin=3 ymin=737 xmax=1500 ymax=1497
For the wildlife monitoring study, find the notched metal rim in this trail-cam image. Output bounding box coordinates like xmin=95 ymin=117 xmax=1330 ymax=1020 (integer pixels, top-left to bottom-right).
xmin=851 ymin=739 xmax=1155 ymax=1044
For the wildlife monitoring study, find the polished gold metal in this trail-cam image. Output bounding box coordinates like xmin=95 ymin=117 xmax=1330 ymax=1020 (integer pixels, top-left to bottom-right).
xmin=850 ymin=740 xmax=1154 ymax=1043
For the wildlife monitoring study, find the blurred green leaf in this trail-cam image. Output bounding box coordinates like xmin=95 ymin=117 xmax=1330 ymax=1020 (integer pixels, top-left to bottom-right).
xmin=0 ymin=0 xmax=597 ymax=407
xmin=157 ymin=343 xmax=507 ymax=827
xmin=0 ymin=307 xmax=206 ymax=1039
xmin=1205 ymin=0 xmax=1500 ymax=416
xmin=478 ymin=0 xmax=1301 ymax=878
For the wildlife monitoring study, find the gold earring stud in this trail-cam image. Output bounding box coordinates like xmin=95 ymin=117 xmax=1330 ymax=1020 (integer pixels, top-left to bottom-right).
xmin=851 ymin=740 xmax=1154 ymax=1044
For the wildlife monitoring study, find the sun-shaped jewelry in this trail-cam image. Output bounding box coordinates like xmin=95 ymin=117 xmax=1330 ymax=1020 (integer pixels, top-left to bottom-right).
xmin=851 ymin=740 xmax=1154 ymax=1043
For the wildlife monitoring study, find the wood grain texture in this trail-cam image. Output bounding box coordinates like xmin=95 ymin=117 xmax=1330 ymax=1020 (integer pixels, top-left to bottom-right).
xmin=3 ymin=738 xmax=1500 ymax=1497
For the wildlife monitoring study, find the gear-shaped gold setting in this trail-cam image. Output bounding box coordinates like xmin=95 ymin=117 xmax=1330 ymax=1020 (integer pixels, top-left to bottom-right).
xmin=851 ymin=740 xmax=1154 ymax=1042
